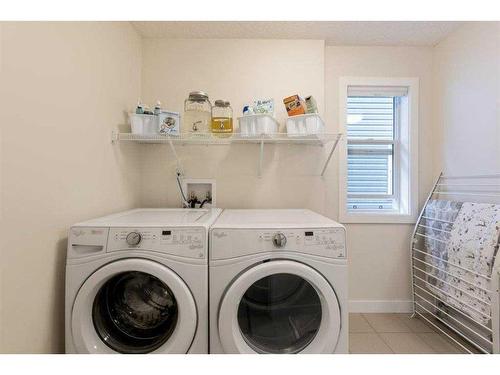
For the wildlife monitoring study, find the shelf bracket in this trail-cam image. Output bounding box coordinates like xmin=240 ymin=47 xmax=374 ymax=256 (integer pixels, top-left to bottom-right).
xmin=320 ymin=133 xmax=342 ymax=177
xmin=258 ymin=140 xmax=264 ymax=178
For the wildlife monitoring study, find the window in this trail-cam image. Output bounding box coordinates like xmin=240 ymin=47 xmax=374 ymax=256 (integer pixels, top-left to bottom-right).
xmin=338 ymin=78 xmax=419 ymax=223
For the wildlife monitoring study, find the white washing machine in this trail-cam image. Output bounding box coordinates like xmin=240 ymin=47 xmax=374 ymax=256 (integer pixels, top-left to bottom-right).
xmin=65 ymin=208 xmax=221 ymax=354
xmin=209 ymin=209 xmax=348 ymax=354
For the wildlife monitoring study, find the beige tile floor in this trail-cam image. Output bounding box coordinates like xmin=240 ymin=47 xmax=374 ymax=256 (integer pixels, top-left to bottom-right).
xmin=349 ymin=313 xmax=466 ymax=354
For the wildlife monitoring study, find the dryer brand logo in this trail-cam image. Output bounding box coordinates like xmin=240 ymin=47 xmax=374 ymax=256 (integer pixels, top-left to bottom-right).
xmin=213 ymin=231 xmax=228 ymax=239
xmin=72 ymin=229 xmax=104 ymax=237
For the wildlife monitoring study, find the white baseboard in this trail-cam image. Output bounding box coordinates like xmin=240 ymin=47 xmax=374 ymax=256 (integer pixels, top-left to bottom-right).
xmin=349 ymin=300 xmax=413 ymax=313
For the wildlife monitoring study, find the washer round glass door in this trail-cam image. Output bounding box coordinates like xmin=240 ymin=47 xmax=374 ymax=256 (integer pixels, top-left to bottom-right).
xmin=71 ymin=258 xmax=197 ymax=354
xmin=218 ymin=260 xmax=341 ymax=354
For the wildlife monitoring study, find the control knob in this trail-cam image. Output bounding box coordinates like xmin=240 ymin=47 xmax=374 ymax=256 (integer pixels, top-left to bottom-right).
xmin=126 ymin=232 xmax=142 ymax=246
xmin=272 ymin=232 xmax=287 ymax=248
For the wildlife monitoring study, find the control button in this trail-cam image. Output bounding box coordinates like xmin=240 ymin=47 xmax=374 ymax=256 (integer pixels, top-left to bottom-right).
xmin=272 ymin=232 xmax=287 ymax=248
xmin=126 ymin=232 xmax=142 ymax=246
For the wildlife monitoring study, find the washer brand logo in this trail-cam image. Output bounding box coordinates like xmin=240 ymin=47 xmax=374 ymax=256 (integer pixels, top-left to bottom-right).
xmin=213 ymin=231 xmax=228 ymax=239
xmin=72 ymin=229 xmax=84 ymax=236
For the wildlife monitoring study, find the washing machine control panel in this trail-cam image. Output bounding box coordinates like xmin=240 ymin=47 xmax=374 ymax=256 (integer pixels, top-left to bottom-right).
xmin=108 ymin=227 xmax=206 ymax=259
xmin=211 ymin=227 xmax=346 ymax=260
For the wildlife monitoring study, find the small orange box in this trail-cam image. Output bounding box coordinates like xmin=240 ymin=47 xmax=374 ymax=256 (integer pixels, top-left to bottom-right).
xmin=283 ymin=95 xmax=307 ymax=116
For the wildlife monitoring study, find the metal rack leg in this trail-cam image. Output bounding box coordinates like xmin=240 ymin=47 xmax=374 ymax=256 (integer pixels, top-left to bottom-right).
xmin=410 ymin=172 xmax=443 ymax=315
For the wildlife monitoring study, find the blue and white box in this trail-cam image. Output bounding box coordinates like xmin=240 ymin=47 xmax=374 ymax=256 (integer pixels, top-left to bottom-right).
xmin=158 ymin=110 xmax=180 ymax=135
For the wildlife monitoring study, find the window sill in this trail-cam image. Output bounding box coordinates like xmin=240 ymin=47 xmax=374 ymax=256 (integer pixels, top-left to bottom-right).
xmin=339 ymin=211 xmax=417 ymax=224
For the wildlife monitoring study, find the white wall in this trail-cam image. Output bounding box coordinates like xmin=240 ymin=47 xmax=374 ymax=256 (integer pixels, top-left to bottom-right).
xmin=432 ymin=22 xmax=500 ymax=176
xmin=139 ymin=40 xmax=434 ymax=312
xmin=140 ymin=39 xmax=330 ymax=211
xmin=0 ymin=22 xmax=142 ymax=353
xmin=325 ymin=46 xmax=434 ymax=312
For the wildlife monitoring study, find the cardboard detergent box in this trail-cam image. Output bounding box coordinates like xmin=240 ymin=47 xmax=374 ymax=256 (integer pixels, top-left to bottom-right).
xmin=283 ymin=95 xmax=307 ymax=116
xmin=158 ymin=110 xmax=180 ymax=135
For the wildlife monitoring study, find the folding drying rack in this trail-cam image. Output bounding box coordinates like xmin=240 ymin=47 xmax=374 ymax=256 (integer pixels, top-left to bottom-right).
xmin=410 ymin=172 xmax=500 ymax=353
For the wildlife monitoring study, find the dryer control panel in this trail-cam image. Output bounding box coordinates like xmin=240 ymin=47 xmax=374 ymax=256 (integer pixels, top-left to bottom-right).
xmin=211 ymin=227 xmax=346 ymax=260
xmin=303 ymin=229 xmax=345 ymax=256
xmin=108 ymin=227 xmax=206 ymax=259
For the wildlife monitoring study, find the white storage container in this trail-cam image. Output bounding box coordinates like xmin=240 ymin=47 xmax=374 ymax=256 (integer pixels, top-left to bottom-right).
xmin=129 ymin=113 xmax=158 ymax=135
xmin=286 ymin=113 xmax=325 ymax=136
xmin=238 ymin=114 xmax=278 ymax=137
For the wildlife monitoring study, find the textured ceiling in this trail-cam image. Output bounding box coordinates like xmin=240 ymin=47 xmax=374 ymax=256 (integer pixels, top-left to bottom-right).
xmin=131 ymin=21 xmax=463 ymax=46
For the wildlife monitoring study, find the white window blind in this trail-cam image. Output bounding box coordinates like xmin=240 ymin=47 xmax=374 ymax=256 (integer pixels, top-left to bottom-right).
xmin=346 ymin=86 xmax=408 ymax=211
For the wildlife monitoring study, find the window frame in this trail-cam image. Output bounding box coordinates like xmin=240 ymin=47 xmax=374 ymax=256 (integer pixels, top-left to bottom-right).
xmin=338 ymin=77 xmax=419 ymax=224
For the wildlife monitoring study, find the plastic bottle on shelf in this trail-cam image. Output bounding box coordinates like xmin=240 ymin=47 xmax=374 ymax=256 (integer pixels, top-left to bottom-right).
xmin=154 ymin=101 xmax=162 ymax=115
xmin=135 ymin=99 xmax=144 ymax=114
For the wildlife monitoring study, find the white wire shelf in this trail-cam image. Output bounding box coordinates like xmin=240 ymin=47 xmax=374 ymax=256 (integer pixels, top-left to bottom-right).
xmin=112 ymin=132 xmax=341 ymax=146
xmin=112 ymin=131 xmax=342 ymax=177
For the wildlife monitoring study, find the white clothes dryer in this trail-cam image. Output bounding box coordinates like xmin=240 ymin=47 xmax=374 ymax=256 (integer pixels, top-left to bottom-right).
xmin=209 ymin=209 xmax=348 ymax=354
xmin=65 ymin=208 xmax=221 ymax=354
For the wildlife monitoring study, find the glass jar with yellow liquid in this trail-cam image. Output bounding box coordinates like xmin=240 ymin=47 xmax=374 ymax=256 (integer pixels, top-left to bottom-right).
xmin=211 ymin=100 xmax=233 ymax=137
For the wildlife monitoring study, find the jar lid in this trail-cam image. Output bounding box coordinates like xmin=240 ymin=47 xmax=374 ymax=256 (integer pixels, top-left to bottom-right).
xmin=215 ymin=100 xmax=231 ymax=107
xmin=189 ymin=91 xmax=209 ymax=101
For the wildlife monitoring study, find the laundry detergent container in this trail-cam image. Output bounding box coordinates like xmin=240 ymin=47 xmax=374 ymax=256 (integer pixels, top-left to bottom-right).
xmin=286 ymin=114 xmax=325 ymax=136
xmin=238 ymin=114 xmax=278 ymax=137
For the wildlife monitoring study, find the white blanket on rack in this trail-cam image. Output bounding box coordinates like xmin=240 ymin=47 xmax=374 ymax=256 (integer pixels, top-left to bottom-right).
xmin=422 ymin=200 xmax=462 ymax=296
xmin=444 ymin=202 xmax=500 ymax=324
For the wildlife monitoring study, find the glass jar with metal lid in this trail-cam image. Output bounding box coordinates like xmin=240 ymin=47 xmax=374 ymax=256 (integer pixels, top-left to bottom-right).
xmin=211 ymin=100 xmax=233 ymax=137
xmin=183 ymin=91 xmax=212 ymax=135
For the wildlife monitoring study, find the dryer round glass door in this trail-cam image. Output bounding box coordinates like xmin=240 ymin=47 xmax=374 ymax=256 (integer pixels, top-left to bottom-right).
xmin=92 ymin=271 xmax=178 ymax=353
xmin=218 ymin=260 xmax=341 ymax=354
xmin=238 ymin=273 xmax=321 ymax=353
xmin=71 ymin=259 xmax=197 ymax=354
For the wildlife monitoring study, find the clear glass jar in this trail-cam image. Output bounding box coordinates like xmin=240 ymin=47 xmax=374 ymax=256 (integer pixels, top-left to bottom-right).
xmin=211 ymin=100 xmax=233 ymax=137
xmin=183 ymin=91 xmax=212 ymax=135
